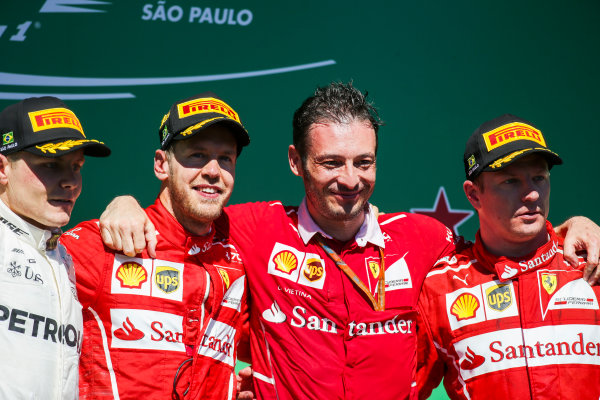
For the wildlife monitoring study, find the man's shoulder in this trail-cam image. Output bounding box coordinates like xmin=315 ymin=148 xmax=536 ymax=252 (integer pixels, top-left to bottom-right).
xmin=224 ymin=201 xmax=298 ymax=222
xmin=379 ymin=211 xmax=446 ymax=228
xmin=378 ymin=212 xmax=450 ymax=241
xmin=426 ymin=245 xmax=476 ymax=277
xmin=60 ymin=219 xmax=103 ymax=253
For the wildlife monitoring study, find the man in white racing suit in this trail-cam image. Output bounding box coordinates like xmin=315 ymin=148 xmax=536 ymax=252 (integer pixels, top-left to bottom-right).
xmin=0 ymin=96 xmax=110 ymax=399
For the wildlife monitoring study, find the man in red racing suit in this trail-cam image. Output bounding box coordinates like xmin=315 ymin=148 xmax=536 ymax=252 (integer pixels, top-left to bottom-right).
xmin=62 ymin=199 xmax=247 ymax=400
xmin=61 ymin=92 xmax=250 ymax=400
xmin=416 ymin=114 xmax=600 ymax=399
xmin=223 ymin=199 xmax=455 ymax=400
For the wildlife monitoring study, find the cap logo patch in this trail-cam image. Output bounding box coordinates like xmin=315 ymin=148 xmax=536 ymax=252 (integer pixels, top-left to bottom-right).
xmin=35 ymin=139 xmax=105 ymax=154
xmin=29 ymin=108 xmax=85 ymax=136
xmin=177 ymin=98 xmax=240 ymax=123
xmin=483 ymin=122 xmax=545 ymax=151
xmin=2 ymin=132 xmax=14 ymax=145
xmin=467 ymin=155 xmax=476 ymax=169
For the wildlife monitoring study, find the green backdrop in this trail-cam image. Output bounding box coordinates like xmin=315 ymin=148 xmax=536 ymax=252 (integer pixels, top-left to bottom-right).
xmin=2 ymin=1 xmax=599 ymax=398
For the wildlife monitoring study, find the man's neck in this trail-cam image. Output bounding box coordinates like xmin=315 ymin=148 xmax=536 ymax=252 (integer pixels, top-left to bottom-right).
xmin=311 ymin=211 xmax=366 ymax=243
xmin=479 ymin=229 xmax=549 ymax=258
xmin=158 ymin=190 xmax=212 ymax=237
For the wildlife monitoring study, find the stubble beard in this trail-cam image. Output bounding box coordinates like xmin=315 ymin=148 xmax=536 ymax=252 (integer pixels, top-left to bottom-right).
xmin=306 ymin=184 xmax=369 ymax=223
xmin=168 ymin=179 xmax=228 ymax=229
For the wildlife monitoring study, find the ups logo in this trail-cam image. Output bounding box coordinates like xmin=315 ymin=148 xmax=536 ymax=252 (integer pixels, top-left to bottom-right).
xmin=486 ymin=284 xmax=512 ymax=311
xmin=155 ymin=266 xmax=180 ymax=294
xmin=303 ymin=258 xmax=324 ymax=282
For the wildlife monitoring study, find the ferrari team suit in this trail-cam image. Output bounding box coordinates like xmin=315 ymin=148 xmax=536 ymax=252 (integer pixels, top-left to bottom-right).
xmin=61 ymin=198 xmax=247 ymax=400
xmin=0 ymin=199 xmax=82 ymax=399
xmin=223 ymin=199 xmax=456 ymax=400
xmin=417 ymin=221 xmax=600 ymax=400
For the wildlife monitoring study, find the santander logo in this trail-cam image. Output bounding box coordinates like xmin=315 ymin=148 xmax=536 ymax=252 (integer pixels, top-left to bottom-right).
xmin=114 ymin=317 xmax=145 ymax=341
xmin=460 ymin=346 xmax=485 ymax=370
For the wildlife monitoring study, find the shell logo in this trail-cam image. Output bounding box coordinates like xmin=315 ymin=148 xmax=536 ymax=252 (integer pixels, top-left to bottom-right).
xmin=272 ymin=250 xmax=298 ymax=274
xmin=116 ymin=262 xmax=148 ymax=289
xmin=450 ymin=293 xmax=479 ymax=321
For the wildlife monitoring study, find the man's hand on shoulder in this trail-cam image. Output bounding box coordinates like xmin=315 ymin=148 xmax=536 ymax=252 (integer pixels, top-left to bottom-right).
xmin=555 ymin=216 xmax=600 ymax=285
xmin=236 ymin=366 xmax=255 ymax=399
xmin=99 ymin=195 xmax=157 ymax=258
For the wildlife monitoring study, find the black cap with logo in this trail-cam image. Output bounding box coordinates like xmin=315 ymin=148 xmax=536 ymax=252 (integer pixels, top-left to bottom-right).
xmin=158 ymin=92 xmax=250 ymax=155
xmin=0 ymin=96 xmax=110 ymax=158
xmin=464 ymin=114 xmax=562 ymax=180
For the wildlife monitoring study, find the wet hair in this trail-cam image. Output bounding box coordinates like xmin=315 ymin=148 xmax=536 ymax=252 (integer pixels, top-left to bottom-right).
xmin=292 ymin=81 xmax=382 ymax=163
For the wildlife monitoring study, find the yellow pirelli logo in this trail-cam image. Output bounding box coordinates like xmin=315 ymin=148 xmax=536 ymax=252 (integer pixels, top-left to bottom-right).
xmin=28 ymin=108 xmax=85 ymax=136
xmin=483 ymin=122 xmax=545 ymax=151
xmin=177 ymin=98 xmax=240 ymax=122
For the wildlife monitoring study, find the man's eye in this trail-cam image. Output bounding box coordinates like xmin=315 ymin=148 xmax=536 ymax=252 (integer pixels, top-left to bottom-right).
xmin=322 ymin=161 xmax=342 ymax=168
xmin=356 ymin=159 xmax=374 ymax=168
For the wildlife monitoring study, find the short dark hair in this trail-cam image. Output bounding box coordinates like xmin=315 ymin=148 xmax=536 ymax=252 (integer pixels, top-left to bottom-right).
xmin=292 ymin=82 xmax=382 ymax=163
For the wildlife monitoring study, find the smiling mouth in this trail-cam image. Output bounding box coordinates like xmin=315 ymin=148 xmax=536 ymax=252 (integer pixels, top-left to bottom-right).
xmin=48 ymin=199 xmax=73 ymax=207
xmin=194 ymin=186 xmax=222 ymax=196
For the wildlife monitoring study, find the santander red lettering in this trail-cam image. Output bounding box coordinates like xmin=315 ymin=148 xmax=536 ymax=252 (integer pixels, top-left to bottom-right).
xmin=150 ymin=321 xmax=183 ymax=343
xmin=488 ymin=333 xmax=600 ymax=361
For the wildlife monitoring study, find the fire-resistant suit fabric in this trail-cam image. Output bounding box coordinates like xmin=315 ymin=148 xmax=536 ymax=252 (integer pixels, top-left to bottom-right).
xmin=417 ymin=221 xmax=600 ymax=400
xmin=61 ymin=198 xmax=247 ymax=400
xmin=222 ymin=199 xmax=456 ymax=400
xmin=0 ymin=199 xmax=82 ymax=400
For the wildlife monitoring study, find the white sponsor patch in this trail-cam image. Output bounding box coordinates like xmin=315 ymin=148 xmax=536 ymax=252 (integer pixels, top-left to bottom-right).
xmin=547 ymin=279 xmax=599 ymax=313
xmin=267 ymin=243 xmax=325 ymax=289
xmin=447 ymin=281 xmax=518 ymax=330
xmin=111 ymin=255 xmax=184 ymax=301
xmin=111 ymin=254 xmax=152 ymax=295
xmin=197 ymin=320 xmax=236 ymax=367
xmin=446 ymin=286 xmax=486 ymax=331
xmin=110 ymin=309 xmax=184 ymax=352
xmin=453 ymin=325 xmax=600 ymax=381
xmin=222 ymin=276 xmax=245 ymax=311
xmin=385 ymin=252 xmax=413 ymax=291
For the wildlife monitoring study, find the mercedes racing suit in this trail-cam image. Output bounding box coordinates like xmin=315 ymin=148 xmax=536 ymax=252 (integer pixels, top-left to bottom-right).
xmin=0 ymin=199 xmax=82 ymax=399
xmin=61 ymin=198 xmax=247 ymax=400
xmin=223 ymin=199 xmax=456 ymax=400
xmin=417 ymin=221 xmax=600 ymax=400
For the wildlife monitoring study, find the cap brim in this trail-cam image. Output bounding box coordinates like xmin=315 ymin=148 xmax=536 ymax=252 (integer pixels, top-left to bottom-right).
xmin=25 ymin=139 xmax=111 ymax=158
xmin=172 ymin=117 xmax=250 ymax=149
xmin=482 ymin=147 xmax=562 ymax=172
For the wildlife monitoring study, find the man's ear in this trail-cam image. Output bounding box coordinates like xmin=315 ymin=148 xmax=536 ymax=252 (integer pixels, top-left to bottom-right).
xmin=0 ymin=154 xmax=11 ymax=186
xmin=154 ymin=149 xmax=169 ymax=182
xmin=288 ymin=145 xmax=303 ymax=177
xmin=463 ymin=179 xmax=481 ymax=210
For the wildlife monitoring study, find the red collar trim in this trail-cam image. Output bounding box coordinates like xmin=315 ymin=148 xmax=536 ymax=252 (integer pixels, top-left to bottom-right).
xmin=473 ymin=221 xmax=562 ymax=281
xmin=146 ymin=197 xmax=216 ymax=249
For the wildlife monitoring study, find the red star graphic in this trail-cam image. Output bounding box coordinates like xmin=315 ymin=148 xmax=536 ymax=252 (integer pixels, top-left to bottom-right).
xmin=410 ymin=187 xmax=473 ymax=236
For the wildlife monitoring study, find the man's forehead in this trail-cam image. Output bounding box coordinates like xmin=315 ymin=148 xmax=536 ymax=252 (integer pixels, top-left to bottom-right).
xmin=175 ymin=128 xmax=237 ymax=153
xmin=20 ymin=148 xmax=85 ymax=162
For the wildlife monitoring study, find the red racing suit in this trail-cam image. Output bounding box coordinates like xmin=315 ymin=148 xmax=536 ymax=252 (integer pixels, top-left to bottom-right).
xmin=417 ymin=221 xmax=600 ymax=400
xmin=223 ymin=199 xmax=455 ymax=400
xmin=61 ymin=198 xmax=247 ymax=400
